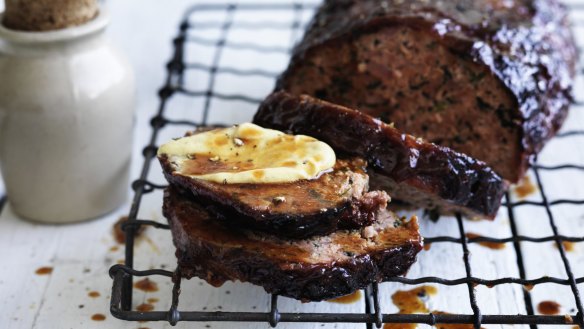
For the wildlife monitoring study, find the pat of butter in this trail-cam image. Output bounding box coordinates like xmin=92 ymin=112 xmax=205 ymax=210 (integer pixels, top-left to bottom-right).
xmin=157 ymin=123 xmax=336 ymax=184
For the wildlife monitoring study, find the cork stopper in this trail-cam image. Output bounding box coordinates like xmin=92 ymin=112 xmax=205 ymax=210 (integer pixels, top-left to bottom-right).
xmin=2 ymin=0 xmax=99 ymax=31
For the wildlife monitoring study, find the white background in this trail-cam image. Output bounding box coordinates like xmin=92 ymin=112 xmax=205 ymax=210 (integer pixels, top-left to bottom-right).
xmin=1 ymin=1 xmax=584 ymax=329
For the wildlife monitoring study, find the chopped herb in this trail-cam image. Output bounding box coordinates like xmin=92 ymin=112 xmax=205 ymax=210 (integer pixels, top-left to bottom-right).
xmin=476 ymin=97 xmax=491 ymax=111
xmin=453 ymin=135 xmax=465 ymax=144
xmin=431 ymin=101 xmax=449 ymax=113
xmin=470 ymin=71 xmax=486 ymax=84
xmin=308 ymin=189 xmax=322 ymax=199
xmin=394 ymin=217 xmax=404 ymax=228
xmin=366 ymin=80 xmax=382 ymax=90
xmin=409 ymin=80 xmax=429 ymax=90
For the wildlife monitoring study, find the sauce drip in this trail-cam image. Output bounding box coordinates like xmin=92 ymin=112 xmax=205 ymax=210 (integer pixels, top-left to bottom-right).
xmin=136 ymin=303 xmax=154 ymax=312
xmin=383 ymin=286 xmax=437 ymax=329
xmin=88 ymin=291 xmax=100 ymax=298
xmin=523 ymin=284 xmax=534 ymax=291
xmin=423 ymin=243 xmax=432 ymax=251
xmin=557 ymin=241 xmax=576 ymax=252
xmin=327 ymin=290 xmax=362 ymax=304
xmin=465 ymin=233 xmax=506 ymax=250
xmin=134 ymin=278 xmax=159 ymax=292
xmin=147 ymin=298 xmax=159 ymax=304
xmin=537 ymin=300 xmax=561 ymax=315
xmin=392 ymin=286 xmax=437 ymax=313
xmin=113 ymin=216 xmax=145 ymax=244
xmin=35 ymin=267 xmax=53 ymax=275
xmin=91 ymin=314 xmax=106 ymax=321
xmin=514 ymin=176 xmax=537 ymax=199
xmin=384 ymin=286 xmax=483 ymax=329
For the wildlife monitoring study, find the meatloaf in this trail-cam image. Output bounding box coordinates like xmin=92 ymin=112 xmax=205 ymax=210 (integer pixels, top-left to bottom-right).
xmin=159 ymin=155 xmax=389 ymax=239
xmin=277 ymin=0 xmax=576 ymax=183
xmin=163 ymin=186 xmax=423 ymax=301
xmin=254 ymin=92 xmax=506 ymax=219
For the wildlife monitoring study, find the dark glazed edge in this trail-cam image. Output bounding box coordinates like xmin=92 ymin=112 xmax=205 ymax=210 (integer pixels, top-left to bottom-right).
xmin=176 ymin=243 xmax=421 ymax=301
xmin=277 ymin=0 xmax=576 ymax=183
xmin=164 ymin=188 xmax=423 ymax=302
xmin=254 ymin=92 xmax=507 ymax=219
xmin=158 ymin=155 xmax=385 ymax=239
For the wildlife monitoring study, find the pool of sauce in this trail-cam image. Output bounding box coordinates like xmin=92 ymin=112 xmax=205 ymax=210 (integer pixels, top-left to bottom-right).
xmin=465 ymin=233 xmax=506 ymax=250
xmin=513 ymin=176 xmax=537 ymax=199
xmin=327 ymin=290 xmax=362 ymax=304
xmin=134 ymin=278 xmax=159 ymax=292
xmin=537 ymin=300 xmax=561 ymax=315
xmin=136 ymin=303 xmax=155 ymax=312
xmin=35 ymin=267 xmax=53 ymax=275
xmin=88 ymin=291 xmax=100 ymax=298
xmin=91 ymin=314 xmax=106 ymax=321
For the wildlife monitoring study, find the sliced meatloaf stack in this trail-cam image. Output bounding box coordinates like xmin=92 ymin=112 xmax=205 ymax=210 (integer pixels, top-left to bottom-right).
xmin=164 ymin=186 xmax=421 ymax=301
xmin=254 ymin=91 xmax=506 ymax=220
xmin=159 ymin=130 xmax=422 ymax=301
xmin=277 ymin=0 xmax=576 ymax=183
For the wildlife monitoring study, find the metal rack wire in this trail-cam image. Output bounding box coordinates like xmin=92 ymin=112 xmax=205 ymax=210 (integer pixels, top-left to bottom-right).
xmin=108 ymin=2 xmax=584 ymax=328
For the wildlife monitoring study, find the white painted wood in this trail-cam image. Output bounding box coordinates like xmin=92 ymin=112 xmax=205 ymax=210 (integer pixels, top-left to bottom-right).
xmin=1 ymin=1 xmax=584 ymax=329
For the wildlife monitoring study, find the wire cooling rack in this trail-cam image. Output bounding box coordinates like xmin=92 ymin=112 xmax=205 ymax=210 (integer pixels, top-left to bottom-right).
xmin=108 ymin=2 xmax=584 ymax=328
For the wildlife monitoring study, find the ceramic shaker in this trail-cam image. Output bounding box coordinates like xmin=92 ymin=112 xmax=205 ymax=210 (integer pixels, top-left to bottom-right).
xmin=0 ymin=7 xmax=135 ymax=223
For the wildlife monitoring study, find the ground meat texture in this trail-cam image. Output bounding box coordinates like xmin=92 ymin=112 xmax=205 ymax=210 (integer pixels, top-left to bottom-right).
xmin=277 ymin=0 xmax=576 ymax=183
xmin=163 ymin=186 xmax=422 ymax=302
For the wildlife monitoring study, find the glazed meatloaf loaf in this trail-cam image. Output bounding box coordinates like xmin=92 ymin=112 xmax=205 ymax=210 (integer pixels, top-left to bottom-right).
xmin=163 ymin=186 xmax=422 ymax=301
xmin=254 ymin=92 xmax=506 ymax=219
xmin=277 ymin=0 xmax=576 ymax=183
xmin=159 ymin=155 xmax=390 ymax=239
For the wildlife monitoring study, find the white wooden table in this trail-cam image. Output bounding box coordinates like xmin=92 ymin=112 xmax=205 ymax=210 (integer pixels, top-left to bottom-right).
xmin=1 ymin=1 xmax=584 ymax=328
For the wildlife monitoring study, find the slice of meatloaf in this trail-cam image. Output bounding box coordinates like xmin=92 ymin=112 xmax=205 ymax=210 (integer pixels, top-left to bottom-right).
xmin=159 ymin=155 xmax=390 ymax=239
xmin=254 ymin=91 xmax=506 ymax=219
xmin=163 ymin=186 xmax=423 ymax=301
xmin=277 ymin=0 xmax=576 ymax=183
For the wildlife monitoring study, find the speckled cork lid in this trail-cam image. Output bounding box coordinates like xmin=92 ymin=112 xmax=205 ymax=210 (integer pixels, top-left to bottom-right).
xmin=2 ymin=0 xmax=98 ymax=31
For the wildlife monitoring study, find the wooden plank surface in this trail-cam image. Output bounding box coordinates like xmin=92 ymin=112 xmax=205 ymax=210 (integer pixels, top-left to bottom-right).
xmin=1 ymin=1 xmax=584 ymax=329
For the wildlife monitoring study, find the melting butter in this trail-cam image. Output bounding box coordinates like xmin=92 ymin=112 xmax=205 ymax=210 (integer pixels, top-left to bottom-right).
xmin=157 ymin=123 xmax=336 ymax=184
